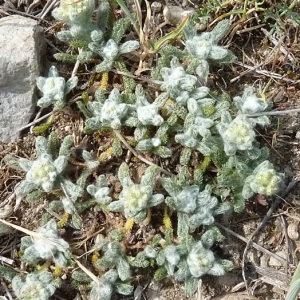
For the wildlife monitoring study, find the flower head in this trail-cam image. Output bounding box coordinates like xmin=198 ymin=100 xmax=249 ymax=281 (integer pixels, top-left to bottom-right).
xmin=218 ymin=114 xmax=256 ymax=155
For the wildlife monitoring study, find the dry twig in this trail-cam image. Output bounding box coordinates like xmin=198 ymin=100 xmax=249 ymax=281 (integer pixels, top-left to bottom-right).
xmin=113 ymin=130 xmax=173 ymax=176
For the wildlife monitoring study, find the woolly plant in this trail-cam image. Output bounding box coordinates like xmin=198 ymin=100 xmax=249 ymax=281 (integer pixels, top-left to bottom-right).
xmin=4 ymin=8 xmax=288 ymax=300
xmin=89 ymin=19 xmax=140 ymax=72
xmin=108 ymin=163 xmax=164 ymax=222
xmin=36 ymin=65 xmax=78 ymax=109
xmin=87 ymin=174 xmax=112 ymax=210
xmin=52 ymin=0 xmax=97 ymax=43
xmin=121 ymin=84 xmax=172 ymax=157
xmin=242 ymin=160 xmax=285 ymax=198
xmin=49 ymin=149 xmax=99 ymax=229
xmin=161 ymin=169 xmax=230 ymax=234
xmin=19 ymin=220 xmax=71 ymax=267
xmin=89 ymin=270 xmax=133 ymax=300
xmin=160 ymin=57 xmax=199 ymax=105
xmin=217 ymin=113 xmax=257 ymax=156
xmin=12 ymin=271 xmax=60 ymax=300
xmin=94 ymin=238 xmax=131 ymax=281
xmin=3 ymin=134 xmax=81 ymax=197
xmin=84 ymin=88 xmax=130 ymax=131
xmin=46 ymin=150 xmax=99 ymax=229
xmin=183 ymin=19 xmax=236 ymax=83
xmin=141 ymin=227 xmax=233 ymax=295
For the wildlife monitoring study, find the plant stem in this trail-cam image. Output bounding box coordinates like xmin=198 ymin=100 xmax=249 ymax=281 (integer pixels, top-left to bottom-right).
xmin=113 ymin=130 xmax=173 ymax=176
xmin=246 ymin=108 xmax=300 ymax=117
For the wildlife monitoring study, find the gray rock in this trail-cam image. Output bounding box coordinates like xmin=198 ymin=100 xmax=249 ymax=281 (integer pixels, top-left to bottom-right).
xmin=0 ymin=15 xmax=46 ymax=143
xmin=163 ymin=6 xmax=195 ymax=26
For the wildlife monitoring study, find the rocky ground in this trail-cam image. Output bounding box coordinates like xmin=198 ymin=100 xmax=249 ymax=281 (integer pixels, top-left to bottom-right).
xmin=1 ymin=0 xmax=300 ymax=299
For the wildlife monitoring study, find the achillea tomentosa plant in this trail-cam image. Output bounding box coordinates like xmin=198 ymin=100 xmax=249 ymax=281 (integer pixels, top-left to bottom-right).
xmin=4 ymin=5 xmax=287 ymax=299
xmin=19 ymin=220 xmax=71 ymax=267
xmin=88 ymin=18 xmax=140 ymax=72
xmin=36 ymin=65 xmax=78 ymax=109
xmin=108 ymin=163 xmax=164 ymax=223
xmin=87 ymin=174 xmax=112 ymax=210
xmin=2 ymin=133 xmax=99 ymax=228
xmin=141 ymin=227 xmax=233 ymax=294
xmin=89 ymin=270 xmax=133 ymax=300
xmin=93 ymin=237 xmax=131 ymax=281
xmin=4 ymin=134 xmax=77 ymax=197
xmin=52 ymin=0 xmax=96 ymax=43
xmin=12 ymin=270 xmax=60 ymax=300
xmin=84 ymin=88 xmax=130 ymax=130
xmin=52 ymin=0 xmax=140 ymax=68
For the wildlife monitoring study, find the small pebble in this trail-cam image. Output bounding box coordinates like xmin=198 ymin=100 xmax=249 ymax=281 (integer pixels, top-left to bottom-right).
xmin=269 ymin=251 xmax=286 ymax=267
xmin=151 ymin=2 xmax=162 ymax=13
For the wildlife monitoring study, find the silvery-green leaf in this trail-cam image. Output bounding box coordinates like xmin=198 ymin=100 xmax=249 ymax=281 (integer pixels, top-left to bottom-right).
xmin=184 ymin=277 xmax=198 ymax=296
xmin=48 ymin=65 xmax=59 ymax=78
xmin=15 ymin=180 xmax=37 ymax=197
xmin=187 ymin=98 xmax=198 ymax=113
xmin=165 ymin=245 xmax=180 ymax=266
xmin=36 ymin=77 xmax=46 ymax=91
xmin=153 ymin=92 xmax=169 ymax=108
xmin=115 ymin=283 xmax=134 ymax=296
xmin=85 ymin=117 xmax=103 ymax=131
xmin=77 ymin=50 xmax=94 ymax=63
xmin=197 ymin=141 xmax=212 ymax=156
xmin=102 ymin=39 xmax=119 ymax=59
xmin=148 ymin=194 xmax=164 ymax=207
xmin=87 ymin=101 xmax=103 ymax=115
xmin=117 ymin=259 xmax=131 ymax=281
xmin=211 ymin=19 xmax=230 ymax=43
xmin=119 ymin=40 xmax=139 ymax=54
xmin=18 ymin=159 xmax=34 ymax=172
xmin=207 ymin=261 xmax=226 ymax=276
xmin=252 ymin=115 xmax=270 ymax=126
xmin=187 ymin=241 xmax=215 ymax=277
xmin=71 ymin=210 xmax=82 ymax=229
xmin=137 ymin=105 xmax=163 ymax=126
xmin=90 ymin=281 xmax=112 ymax=300
xmin=53 ymin=156 xmax=68 ymax=173
xmin=35 ymin=136 xmax=49 ymax=156
xmin=134 ymin=126 xmax=148 ymax=141
xmin=61 ymin=179 xmax=83 ymax=200
xmin=95 ymin=59 xmax=114 ymax=73
xmin=136 ymin=138 xmax=161 ymax=151
xmin=186 ymin=36 xmax=212 ymax=59
xmin=154 ymin=146 xmax=172 ymax=158
xmin=193 ymin=86 xmax=210 ymax=100
xmin=87 ymin=184 xmax=98 ymax=196
xmin=107 ymin=200 xmax=123 ymax=212
xmin=144 ymin=245 xmax=157 ymax=258
xmin=90 ymin=29 xmax=104 ymax=42
xmin=174 ymin=260 xmax=189 ymax=281
xmin=117 ymin=162 xmax=131 ymax=185
xmin=174 ymin=186 xmax=199 ymax=213
xmin=134 ymin=210 xmax=147 ymax=223
xmin=124 ymin=116 xmax=139 ymax=127
xmin=64 ymin=76 xmax=78 ymax=94
xmin=209 ymin=46 xmax=229 ymax=60
xmin=156 ymin=250 xmax=166 ymax=265
xmin=195 ymin=60 xmax=209 ymax=83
